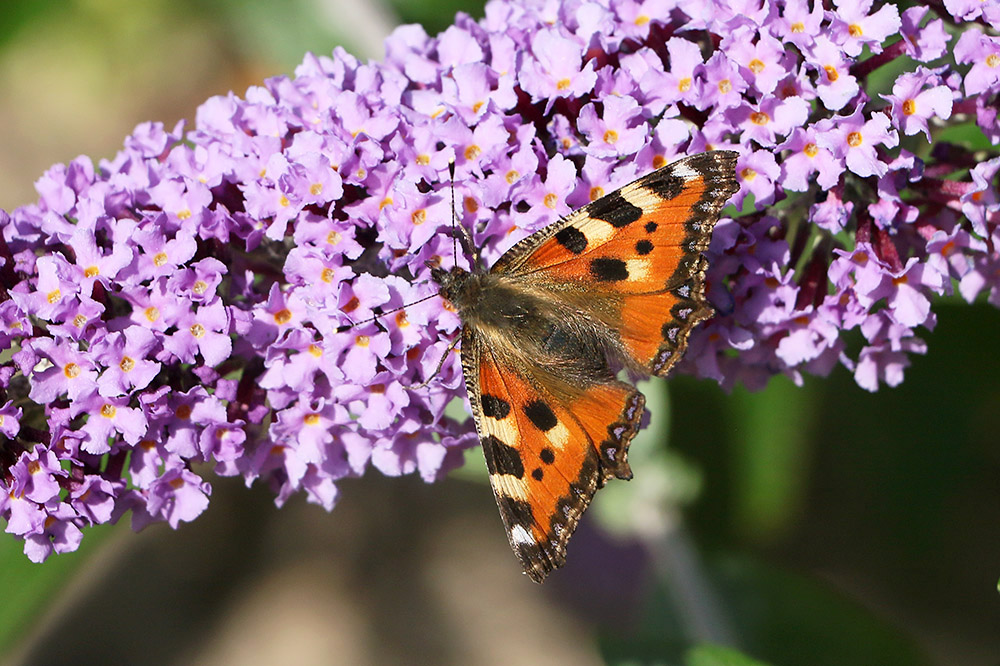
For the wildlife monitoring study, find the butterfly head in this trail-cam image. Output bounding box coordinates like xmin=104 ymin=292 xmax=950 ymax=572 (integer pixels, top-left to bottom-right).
xmin=428 ymin=262 xmax=477 ymax=309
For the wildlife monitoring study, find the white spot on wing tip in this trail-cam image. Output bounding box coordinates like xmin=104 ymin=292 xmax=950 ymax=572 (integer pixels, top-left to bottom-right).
xmin=672 ymin=162 xmax=699 ymax=180
xmin=511 ymin=524 xmax=534 ymax=546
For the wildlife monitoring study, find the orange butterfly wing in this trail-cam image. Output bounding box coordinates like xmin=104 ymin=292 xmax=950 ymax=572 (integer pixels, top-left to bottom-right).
xmin=494 ymin=151 xmax=739 ymax=375
xmin=463 ymin=331 xmax=644 ymax=583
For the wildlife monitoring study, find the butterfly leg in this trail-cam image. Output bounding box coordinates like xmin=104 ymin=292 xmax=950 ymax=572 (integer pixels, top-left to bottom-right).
xmin=405 ymin=335 xmax=461 ymax=389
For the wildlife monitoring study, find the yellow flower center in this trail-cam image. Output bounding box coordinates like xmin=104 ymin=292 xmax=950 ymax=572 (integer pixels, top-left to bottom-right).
xmin=902 ymin=99 xmax=916 ymax=116
xmin=740 ymin=167 xmax=757 ymax=181
xmin=847 ymin=131 xmax=863 ymax=147
xmin=100 ymin=404 xmax=116 ymax=419
xmin=153 ymin=252 xmax=168 ymax=267
xmin=989 ymin=54 xmax=1000 ymax=68
xmin=804 ymin=143 xmax=819 ymax=158
xmin=465 ymin=145 xmax=481 ymax=160
xmin=750 ymin=111 xmax=770 ymax=125
xmin=273 ymin=309 xmax=292 ymax=325
xmin=848 ymin=24 xmax=863 ymax=38
xmin=309 ymin=183 xmax=323 ymax=196
xmin=790 ymin=21 xmax=804 ymax=33
xmin=84 ymin=266 xmax=100 ymax=278
xmin=718 ymin=79 xmax=732 ymax=94
xmin=748 ymin=59 xmax=765 ymax=74
xmin=411 ymin=209 xmax=427 ymax=225
xmin=321 ymin=267 xmax=336 ymax=283
xmin=556 ymin=78 xmax=571 ymax=91
xmin=327 ymin=231 xmax=342 ymax=245
xmin=543 ymin=193 xmax=558 ymax=209
xmin=190 ymin=323 xmax=206 ymax=338
xmin=355 ymin=335 xmax=370 ymax=348
xmin=415 ymin=154 xmax=430 ymax=166
xmin=303 ymin=413 xmax=321 ymax=426
xmin=192 ymin=280 xmax=208 ymax=295
xmin=64 ymin=362 xmax=81 ymax=379
xmin=603 ymin=129 xmax=619 ymax=144
xmin=678 ymin=77 xmax=692 ymax=92
xmin=145 ymin=306 xmax=160 ymax=323
xmin=119 ymin=356 xmax=135 ymax=372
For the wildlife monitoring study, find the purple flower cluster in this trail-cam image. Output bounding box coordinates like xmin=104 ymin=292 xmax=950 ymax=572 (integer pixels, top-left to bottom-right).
xmin=2 ymin=0 xmax=999 ymax=560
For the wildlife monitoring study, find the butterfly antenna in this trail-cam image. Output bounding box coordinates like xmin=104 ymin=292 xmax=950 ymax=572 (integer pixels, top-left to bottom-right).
xmin=448 ymin=159 xmax=481 ymax=270
xmin=335 ymin=293 xmax=440 ymax=333
xmin=449 ymin=160 xmax=459 ymax=265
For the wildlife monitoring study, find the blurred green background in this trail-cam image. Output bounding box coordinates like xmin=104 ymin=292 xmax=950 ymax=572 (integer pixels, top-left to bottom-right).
xmin=1 ymin=1 xmax=998 ymax=665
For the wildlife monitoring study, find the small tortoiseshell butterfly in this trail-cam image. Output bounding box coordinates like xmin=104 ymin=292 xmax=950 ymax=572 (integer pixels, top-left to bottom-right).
xmin=430 ymin=150 xmax=739 ymax=582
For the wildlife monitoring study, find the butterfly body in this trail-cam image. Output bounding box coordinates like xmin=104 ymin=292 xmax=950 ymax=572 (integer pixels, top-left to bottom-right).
xmin=431 ymin=151 xmax=739 ymax=582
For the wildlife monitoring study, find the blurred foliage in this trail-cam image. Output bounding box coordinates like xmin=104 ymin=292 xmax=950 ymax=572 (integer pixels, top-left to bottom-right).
xmin=386 ymin=0 xmax=488 ymax=34
xmin=685 ymin=643 xmax=774 ymax=666
xmin=0 ymin=524 xmax=115 ymax=654
xmin=598 ymin=555 xmax=928 ymax=665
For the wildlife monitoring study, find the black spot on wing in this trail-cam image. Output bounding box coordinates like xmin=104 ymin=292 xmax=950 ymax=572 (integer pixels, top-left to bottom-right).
xmin=481 ymin=394 xmax=511 ymax=419
xmin=523 ymin=400 xmax=557 ymax=432
xmin=635 ymin=239 xmax=653 ymax=255
xmin=483 ymin=435 xmax=524 ymax=478
xmin=643 ymin=170 xmax=685 ymax=200
xmin=531 ymin=468 xmax=544 ymax=481
xmin=540 ymin=448 xmax=555 ymax=464
xmin=555 ymin=226 xmax=587 ymax=254
xmin=645 ymin=221 xmax=658 ymax=233
xmin=590 ymin=258 xmax=629 ymax=282
xmin=587 ymin=191 xmax=642 ymax=228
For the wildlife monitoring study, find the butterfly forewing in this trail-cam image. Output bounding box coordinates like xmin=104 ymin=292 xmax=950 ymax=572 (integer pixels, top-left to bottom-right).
xmin=494 ymin=151 xmax=739 ymax=375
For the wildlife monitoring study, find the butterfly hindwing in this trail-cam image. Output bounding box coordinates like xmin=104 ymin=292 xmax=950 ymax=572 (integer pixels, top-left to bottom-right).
xmin=493 ymin=151 xmax=739 ymax=375
xmin=462 ymin=330 xmax=644 ymax=583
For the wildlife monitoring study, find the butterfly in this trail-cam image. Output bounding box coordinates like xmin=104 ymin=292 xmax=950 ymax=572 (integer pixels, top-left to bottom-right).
xmin=427 ymin=150 xmax=740 ymax=582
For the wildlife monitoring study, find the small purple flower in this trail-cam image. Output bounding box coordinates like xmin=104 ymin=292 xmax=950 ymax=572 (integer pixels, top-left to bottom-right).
xmin=724 ymin=28 xmax=788 ymax=96
xmin=93 ymin=326 xmax=162 ymax=397
xmin=954 ymin=31 xmax=1000 ymax=96
xmin=899 ymin=7 xmax=950 ymax=63
xmin=772 ymin=0 xmax=825 ymax=49
xmin=519 ymin=29 xmax=597 ymax=109
xmin=778 ymin=127 xmax=842 ymax=191
xmin=829 ymin=0 xmax=901 ymax=57
xmin=806 ymin=36 xmax=860 ymax=112
xmin=577 ymin=95 xmax=648 ymax=157
xmin=76 ymin=394 xmax=149 ymax=454
xmin=882 ymin=70 xmax=953 ymax=141
xmin=725 ymin=96 xmax=809 ymax=147
xmin=816 ymin=108 xmax=898 ymax=178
